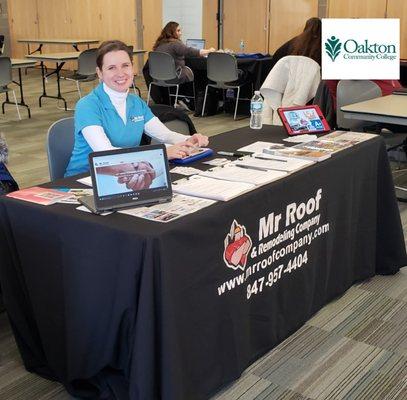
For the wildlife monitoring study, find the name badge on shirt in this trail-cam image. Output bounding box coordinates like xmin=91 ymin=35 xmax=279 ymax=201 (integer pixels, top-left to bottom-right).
xmin=130 ymin=115 xmax=144 ymax=123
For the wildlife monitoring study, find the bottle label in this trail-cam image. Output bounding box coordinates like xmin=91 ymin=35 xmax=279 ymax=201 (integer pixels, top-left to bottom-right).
xmin=251 ymin=101 xmax=263 ymax=112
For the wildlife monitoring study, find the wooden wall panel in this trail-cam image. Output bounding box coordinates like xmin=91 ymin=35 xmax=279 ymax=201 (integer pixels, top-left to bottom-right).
xmin=223 ymin=0 xmax=269 ymax=53
xmin=37 ymin=0 xmax=71 ymax=54
xmin=387 ymin=0 xmax=407 ymax=59
xmin=7 ymin=0 xmax=39 ymax=58
xmin=269 ymin=0 xmax=318 ymax=54
xmin=202 ymin=0 xmax=218 ymax=49
xmin=142 ymin=0 xmax=162 ymax=61
xmin=327 ymin=0 xmax=387 ymax=18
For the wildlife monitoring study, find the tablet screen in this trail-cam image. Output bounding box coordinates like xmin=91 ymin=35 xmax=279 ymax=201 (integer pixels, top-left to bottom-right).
xmin=282 ymin=107 xmax=326 ymax=134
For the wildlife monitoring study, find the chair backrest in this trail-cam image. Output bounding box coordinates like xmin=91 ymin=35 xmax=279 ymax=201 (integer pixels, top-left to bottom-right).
xmin=336 ymin=80 xmax=381 ymax=130
xmin=148 ymin=51 xmax=178 ymax=81
xmin=46 ymin=117 xmax=75 ymax=181
xmin=0 ymin=57 xmax=13 ymax=86
xmin=207 ymin=53 xmax=239 ymax=84
xmin=77 ymin=49 xmax=98 ymax=76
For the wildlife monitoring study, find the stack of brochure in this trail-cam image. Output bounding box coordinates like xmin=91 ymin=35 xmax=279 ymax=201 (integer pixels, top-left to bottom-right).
xmin=263 ymin=145 xmax=332 ymax=162
xmin=262 ymin=133 xmax=371 ymax=162
xmin=322 ymin=130 xmax=377 ymax=144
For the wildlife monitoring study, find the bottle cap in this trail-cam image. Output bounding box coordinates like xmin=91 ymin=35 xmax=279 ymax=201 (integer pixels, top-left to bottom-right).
xmin=254 ymin=91 xmax=260 ymax=95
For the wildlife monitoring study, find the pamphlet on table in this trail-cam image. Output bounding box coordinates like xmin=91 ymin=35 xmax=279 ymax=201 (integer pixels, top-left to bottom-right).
xmin=7 ymin=186 xmax=72 ymax=205
xmin=173 ymin=175 xmax=255 ymax=201
xmin=200 ymin=163 xmax=287 ymax=186
xmin=236 ymin=154 xmax=315 ymax=173
xmin=119 ymin=193 xmax=216 ymax=222
xmin=237 ymin=141 xmax=285 ymax=153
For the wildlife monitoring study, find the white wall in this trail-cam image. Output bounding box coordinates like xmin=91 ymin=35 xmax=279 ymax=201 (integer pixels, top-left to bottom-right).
xmin=163 ymin=0 xmax=203 ymax=41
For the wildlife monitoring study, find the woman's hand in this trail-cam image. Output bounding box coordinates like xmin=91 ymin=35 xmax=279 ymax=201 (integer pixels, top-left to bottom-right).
xmin=186 ymin=134 xmax=209 ymax=147
xmin=166 ymin=142 xmax=195 ymax=159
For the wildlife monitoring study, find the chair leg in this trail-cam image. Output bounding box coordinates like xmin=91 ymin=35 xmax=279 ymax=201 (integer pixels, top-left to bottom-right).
xmin=147 ymin=84 xmax=152 ymax=105
xmin=202 ymin=86 xmax=209 ymax=117
xmin=11 ymin=90 xmax=21 ymax=120
xmin=174 ymin=85 xmax=179 ymax=108
xmin=234 ymin=87 xmax=240 ymax=120
xmin=76 ymin=81 xmax=81 ymax=98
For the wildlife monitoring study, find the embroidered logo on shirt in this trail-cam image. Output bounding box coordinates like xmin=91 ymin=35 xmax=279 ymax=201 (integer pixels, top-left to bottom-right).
xmin=130 ymin=115 xmax=144 ymax=123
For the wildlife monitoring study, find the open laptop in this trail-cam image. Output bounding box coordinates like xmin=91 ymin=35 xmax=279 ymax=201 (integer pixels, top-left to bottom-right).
xmin=186 ymin=39 xmax=206 ymax=50
xmin=79 ymin=144 xmax=172 ymax=214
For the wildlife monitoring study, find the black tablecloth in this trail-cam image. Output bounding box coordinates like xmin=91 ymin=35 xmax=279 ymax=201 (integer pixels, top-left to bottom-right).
xmin=0 ymin=126 xmax=406 ymax=400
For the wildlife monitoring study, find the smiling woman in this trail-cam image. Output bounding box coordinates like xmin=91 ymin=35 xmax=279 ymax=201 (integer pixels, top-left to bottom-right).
xmin=64 ymin=40 xmax=209 ymax=177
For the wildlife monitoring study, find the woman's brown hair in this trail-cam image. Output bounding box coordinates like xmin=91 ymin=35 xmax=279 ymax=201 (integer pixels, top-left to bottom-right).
xmin=291 ymin=17 xmax=322 ymax=65
xmin=153 ymin=21 xmax=179 ymax=50
xmin=96 ymin=40 xmax=133 ymax=69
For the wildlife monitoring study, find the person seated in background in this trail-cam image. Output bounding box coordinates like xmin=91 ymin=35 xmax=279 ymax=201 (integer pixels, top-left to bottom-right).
xmin=153 ymin=21 xmax=215 ymax=84
xmin=65 ymin=40 xmax=208 ymax=178
xmin=270 ymin=17 xmax=321 ymax=70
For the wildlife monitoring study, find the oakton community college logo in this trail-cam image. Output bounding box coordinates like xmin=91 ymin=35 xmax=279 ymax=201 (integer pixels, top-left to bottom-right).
xmin=325 ymin=36 xmax=342 ymax=61
xmin=223 ymin=220 xmax=252 ymax=271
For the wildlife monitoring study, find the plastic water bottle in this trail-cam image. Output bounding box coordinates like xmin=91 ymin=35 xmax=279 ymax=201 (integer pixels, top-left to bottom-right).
xmin=239 ymin=39 xmax=245 ymax=53
xmin=250 ymin=91 xmax=263 ymax=129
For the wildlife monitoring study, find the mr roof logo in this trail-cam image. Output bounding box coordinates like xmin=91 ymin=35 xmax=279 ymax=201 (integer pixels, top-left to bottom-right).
xmin=223 ymin=220 xmax=252 ymax=271
xmin=325 ymin=36 xmax=342 ymax=62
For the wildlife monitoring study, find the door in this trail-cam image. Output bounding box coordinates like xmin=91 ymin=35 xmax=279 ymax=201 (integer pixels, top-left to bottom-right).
xmin=223 ymin=0 xmax=269 ymax=53
xmin=269 ymin=0 xmax=318 ymax=54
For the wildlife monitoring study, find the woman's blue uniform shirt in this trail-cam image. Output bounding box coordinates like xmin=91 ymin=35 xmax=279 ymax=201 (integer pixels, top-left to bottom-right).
xmin=65 ymin=84 xmax=154 ymax=177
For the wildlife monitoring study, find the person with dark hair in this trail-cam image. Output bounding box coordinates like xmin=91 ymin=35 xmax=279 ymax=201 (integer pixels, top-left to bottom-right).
xmin=270 ymin=17 xmax=322 ymax=70
xmin=65 ymin=40 xmax=208 ymax=178
xmin=153 ymin=21 xmax=215 ymax=83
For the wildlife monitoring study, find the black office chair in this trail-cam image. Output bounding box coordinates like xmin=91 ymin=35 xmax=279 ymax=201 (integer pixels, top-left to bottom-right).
xmin=140 ymin=104 xmax=196 ymax=145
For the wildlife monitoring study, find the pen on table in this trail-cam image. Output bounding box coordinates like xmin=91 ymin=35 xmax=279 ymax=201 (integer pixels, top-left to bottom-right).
xmin=218 ymin=151 xmax=249 ymax=157
xmin=254 ymin=155 xmax=287 ymax=162
xmin=235 ymin=164 xmax=269 ymax=172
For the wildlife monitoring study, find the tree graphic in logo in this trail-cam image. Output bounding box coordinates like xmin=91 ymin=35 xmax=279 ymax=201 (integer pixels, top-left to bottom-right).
xmin=325 ymin=36 xmax=342 ymax=61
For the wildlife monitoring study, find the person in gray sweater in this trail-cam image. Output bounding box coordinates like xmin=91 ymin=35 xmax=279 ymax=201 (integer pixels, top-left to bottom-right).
xmin=153 ymin=21 xmax=215 ymax=83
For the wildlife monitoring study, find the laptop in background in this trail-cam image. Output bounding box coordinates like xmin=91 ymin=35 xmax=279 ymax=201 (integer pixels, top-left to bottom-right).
xmin=186 ymin=39 xmax=206 ymax=50
xmin=79 ymin=144 xmax=172 ymax=214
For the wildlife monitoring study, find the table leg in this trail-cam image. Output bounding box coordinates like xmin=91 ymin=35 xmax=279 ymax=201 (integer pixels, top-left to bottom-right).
xmin=39 ymin=62 xmax=68 ymax=111
xmin=4 ymin=68 xmax=32 ymax=118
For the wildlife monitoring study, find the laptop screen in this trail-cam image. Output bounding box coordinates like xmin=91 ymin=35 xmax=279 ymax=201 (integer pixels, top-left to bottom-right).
xmin=88 ymin=144 xmax=172 ymax=211
xmin=186 ymin=39 xmax=206 ymax=50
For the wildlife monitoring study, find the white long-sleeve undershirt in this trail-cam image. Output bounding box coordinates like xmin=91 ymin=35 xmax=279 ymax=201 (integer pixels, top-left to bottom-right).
xmin=82 ymin=83 xmax=188 ymax=151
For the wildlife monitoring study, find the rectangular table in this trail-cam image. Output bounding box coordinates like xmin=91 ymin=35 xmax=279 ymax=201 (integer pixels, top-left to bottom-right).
xmin=0 ymin=126 xmax=405 ymax=400
xmin=18 ymin=38 xmax=99 ymax=53
xmin=2 ymin=59 xmax=37 ymax=118
xmin=26 ymin=49 xmax=146 ymax=110
xmin=341 ymin=94 xmax=407 ymax=125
